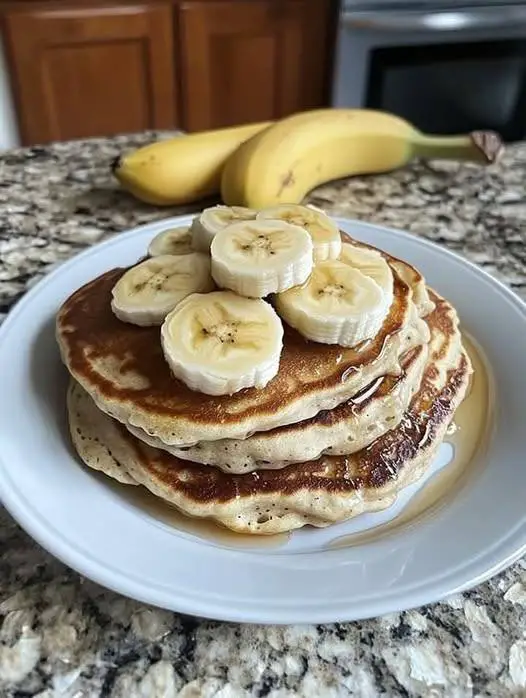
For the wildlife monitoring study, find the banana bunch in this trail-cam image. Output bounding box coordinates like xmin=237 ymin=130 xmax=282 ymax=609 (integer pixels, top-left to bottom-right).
xmin=112 ymin=109 xmax=502 ymax=208
xmin=108 ymin=204 xmax=397 ymax=395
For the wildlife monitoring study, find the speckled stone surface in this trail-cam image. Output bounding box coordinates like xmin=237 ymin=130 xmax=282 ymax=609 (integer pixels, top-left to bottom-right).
xmin=0 ymin=133 xmax=525 ymax=697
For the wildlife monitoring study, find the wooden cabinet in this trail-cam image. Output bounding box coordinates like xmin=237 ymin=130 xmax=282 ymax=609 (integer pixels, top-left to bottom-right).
xmin=178 ymin=0 xmax=334 ymax=131
xmin=2 ymin=0 xmax=336 ymax=145
xmin=4 ymin=3 xmax=177 ymax=145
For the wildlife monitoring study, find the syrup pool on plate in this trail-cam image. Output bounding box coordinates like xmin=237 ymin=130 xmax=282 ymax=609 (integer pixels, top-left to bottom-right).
xmin=96 ymin=333 xmax=492 ymax=553
xmin=106 ymin=477 xmax=291 ymax=549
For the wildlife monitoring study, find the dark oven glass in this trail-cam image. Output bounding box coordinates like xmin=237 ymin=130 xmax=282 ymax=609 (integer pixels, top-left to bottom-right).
xmin=366 ymin=40 xmax=526 ymax=141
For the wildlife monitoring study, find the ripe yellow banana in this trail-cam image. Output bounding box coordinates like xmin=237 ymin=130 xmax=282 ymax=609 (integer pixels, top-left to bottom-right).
xmin=220 ymin=109 xmax=503 ymax=208
xmin=112 ymin=121 xmax=271 ymax=206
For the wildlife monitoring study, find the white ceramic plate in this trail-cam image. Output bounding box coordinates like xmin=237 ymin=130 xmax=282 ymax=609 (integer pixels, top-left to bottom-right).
xmin=0 ymin=216 xmax=524 ymax=624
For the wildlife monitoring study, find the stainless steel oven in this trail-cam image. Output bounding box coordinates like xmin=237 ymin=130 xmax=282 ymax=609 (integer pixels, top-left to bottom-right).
xmin=332 ymin=1 xmax=526 ymax=141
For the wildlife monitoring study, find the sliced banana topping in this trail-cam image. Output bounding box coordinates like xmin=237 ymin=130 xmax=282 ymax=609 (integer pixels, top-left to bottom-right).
xmin=257 ymin=203 xmax=341 ymax=262
xmin=111 ymin=253 xmax=214 ymax=327
xmin=339 ymin=242 xmax=394 ymax=307
xmin=210 ymin=219 xmax=313 ymax=298
xmin=275 ymin=260 xmax=390 ymax=347
xmin=161 ymin=291 xmax=283 ymax=395
xmin=148 ymin=226 xmax=193 ymax=257
xmin=190 ymin=205 xmax=256 ymax=252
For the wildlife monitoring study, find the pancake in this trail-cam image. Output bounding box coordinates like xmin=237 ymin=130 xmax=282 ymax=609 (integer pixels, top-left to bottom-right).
xmin=68 ymin=399 xmax=137 ymax=485
xmin=67 ymin=293 xmax=471 ymax=535
xmin=390 ymin=259 xmax=435 ymax=318
xmin=57 ymin=240 xmax=430 ymax=446
xmin=128 ymin=340 xmax=429 ymax=472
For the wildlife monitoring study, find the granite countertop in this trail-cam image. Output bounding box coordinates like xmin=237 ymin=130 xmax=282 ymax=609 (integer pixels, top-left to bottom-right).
xmin=0 ymin=133 xmax=525 ymax=697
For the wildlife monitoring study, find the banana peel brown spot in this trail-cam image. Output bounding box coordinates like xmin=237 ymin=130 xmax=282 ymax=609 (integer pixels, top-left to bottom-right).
xmin=277 ymin=170 xmax=295 ymax=197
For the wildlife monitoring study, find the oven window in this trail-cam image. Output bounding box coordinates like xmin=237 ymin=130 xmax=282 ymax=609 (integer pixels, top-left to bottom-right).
xmin=367 ymin=40 xmax=526 ymax=141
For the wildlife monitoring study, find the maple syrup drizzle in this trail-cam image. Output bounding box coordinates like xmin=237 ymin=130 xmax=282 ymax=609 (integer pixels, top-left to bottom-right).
xmin=328 ymin=332 xmax=493 ymax=548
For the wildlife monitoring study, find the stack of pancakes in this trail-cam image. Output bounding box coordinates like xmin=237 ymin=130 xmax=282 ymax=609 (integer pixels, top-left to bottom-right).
xmin=57 ymin=236 xmax=471 ymax=535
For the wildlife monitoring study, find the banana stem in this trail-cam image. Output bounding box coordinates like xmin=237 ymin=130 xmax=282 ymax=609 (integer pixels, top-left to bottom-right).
xmin=410 ymin=130 xmax=503 ymax=164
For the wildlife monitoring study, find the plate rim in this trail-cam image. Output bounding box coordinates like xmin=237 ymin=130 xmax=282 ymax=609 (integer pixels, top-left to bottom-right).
xmin=0 ymin=215 xmax=525 ymax=624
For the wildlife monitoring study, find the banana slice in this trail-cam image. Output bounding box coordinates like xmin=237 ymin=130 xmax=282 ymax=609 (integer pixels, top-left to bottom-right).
xmin=275 ymin=260 xmax=390 ymax=347
xmin=148 ymin=226 xmax=193 ymax=257
xmin=257 ymin=203 xmax=341 ymax=262
xmin=161 ymin=291 xmax=283 ymax=395
xmin=190 ymin=205 xmax=256 ymax=252
xmin=211 ymin=219 xmax=313 ymax=298
xmin=111 ymin=253 xmax=214 ymax=326
xmin=339 ymin=242 xmax=394 ymax=306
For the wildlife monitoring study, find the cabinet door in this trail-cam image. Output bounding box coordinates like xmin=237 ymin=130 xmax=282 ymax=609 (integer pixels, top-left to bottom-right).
xmin=178 ymin=0 xmax=334 ymax=132
xmin=4 ymin=3 xmax=177 ymax=145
